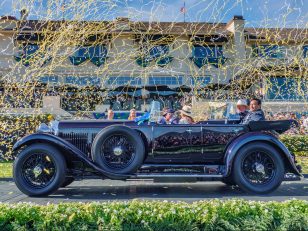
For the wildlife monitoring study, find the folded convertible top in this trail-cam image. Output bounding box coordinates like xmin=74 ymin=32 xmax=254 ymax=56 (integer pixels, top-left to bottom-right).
xmin=248 ymin=119 xmax=298 ymax=134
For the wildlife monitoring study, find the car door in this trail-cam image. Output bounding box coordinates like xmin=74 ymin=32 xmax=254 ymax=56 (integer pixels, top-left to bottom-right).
xmin=152 ymin=124 xmax=193 ymax=161
xmin=189 ymin=124 xmax=203 ymax=161
xmin=201 ymin=124 xmax=245 ymax=163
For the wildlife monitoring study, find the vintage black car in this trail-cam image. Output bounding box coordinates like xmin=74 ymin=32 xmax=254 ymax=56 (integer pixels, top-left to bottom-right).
xmin=12 ymin=110 xmax=302 ymax=196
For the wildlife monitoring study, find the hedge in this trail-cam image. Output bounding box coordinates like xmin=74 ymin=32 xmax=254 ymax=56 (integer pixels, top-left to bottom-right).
xmin=0 ymin=114 xmax=51 ymax=160
xmin=280 ymin=135 xmax=308 ymax=157
xmin=0 ymin=200 xmax=307 ymax=230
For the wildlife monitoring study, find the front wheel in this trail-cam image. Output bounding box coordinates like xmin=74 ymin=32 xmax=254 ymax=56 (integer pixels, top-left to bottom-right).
xmin=13 ymin=144 xmax=66 ymax=197
xmin=233 ymin=142 xmax=284 ymax=194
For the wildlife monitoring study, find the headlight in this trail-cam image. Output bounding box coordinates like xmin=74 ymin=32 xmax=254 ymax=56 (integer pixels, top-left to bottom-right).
xmin=49 ymin=120 xmax=59 ymax=135
xmin=37 ymin=123 xmax=51 ymax=133
xmin=36 ymin=120 xmax=59 ymax=135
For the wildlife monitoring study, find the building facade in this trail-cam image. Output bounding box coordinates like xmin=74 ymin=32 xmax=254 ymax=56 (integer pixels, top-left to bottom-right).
xmin=0 ymin=14 xmax=307 ymax=115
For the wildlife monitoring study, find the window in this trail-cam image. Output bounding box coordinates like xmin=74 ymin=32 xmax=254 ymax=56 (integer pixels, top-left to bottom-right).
xmin=266 ymin=76 xmax=308 ymax=101
xmin=65 ymin=76 xmax=100 ymax=86
xmin=254 ymin=45 xmax=285 ymax=58
xmin=147 ymin=45 xmax=169 ymax=59
xmin=192 ymin=45 xmax=223 ymax=58
xmin=23 ymin=44 xmax=40 ymax=57
xmin=39 ymin=76 xmax=58 ymax=83
xmin=149 ymin=76 xmax=183 ymax=85
xmin=303 ymin=45 xmax=308 ymax=58
xmin=74 ymin=45 xmax=107 ymax=58
xmin=107 ymin=77 xmax=142 ymax=86
xmin=190 ymin=76 xmax=211 ymax=86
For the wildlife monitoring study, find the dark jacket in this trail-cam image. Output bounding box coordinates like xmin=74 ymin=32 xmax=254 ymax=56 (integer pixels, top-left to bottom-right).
xmin=241 ymin=109 xmax=265 ymax=124
xmin=238 ymin=110 xmax=249 ymax=122
xmin=158 ymin=116 xmax=179 ymax=124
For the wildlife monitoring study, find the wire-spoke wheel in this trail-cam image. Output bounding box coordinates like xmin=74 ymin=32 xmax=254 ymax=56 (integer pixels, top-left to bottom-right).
xmin=242 ymin=151 xmax=276 ymax=185
xmin=21 ymin=153 xmax=56 ymax=189
xmin=14 ymin=144 xmax=66 ymax=197
xmin=101 ymin=134 xmax=136 ymax=170
xmin=233 ymin=142 xmax=284 ymax=194
xmin=92 ymin=126 xmax=145 ymax=177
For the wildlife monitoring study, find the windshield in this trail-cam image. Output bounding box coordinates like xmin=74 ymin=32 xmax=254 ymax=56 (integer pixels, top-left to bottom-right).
xmin=149 ymin=100 xmax=162 ymax=123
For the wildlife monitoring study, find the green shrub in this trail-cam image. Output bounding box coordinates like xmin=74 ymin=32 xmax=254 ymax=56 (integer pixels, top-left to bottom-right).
xmin=280 ymin=135 xmax=308 ymax=157
xmin=0 ymin=114 xmax=51 ymax=160
xmin=0 ymin=200 xmax=307 ymax=231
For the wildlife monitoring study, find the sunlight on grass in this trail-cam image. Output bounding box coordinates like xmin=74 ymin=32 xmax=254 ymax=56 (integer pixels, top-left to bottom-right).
xmin=0 ymin=162 xmax=12 ymax=178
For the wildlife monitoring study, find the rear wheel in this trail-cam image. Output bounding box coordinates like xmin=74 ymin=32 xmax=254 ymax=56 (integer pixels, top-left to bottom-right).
xmin=13 ymin=144 xmax=66 ymax=197
xmin=233 ymin=142 xmax=284 ymax=194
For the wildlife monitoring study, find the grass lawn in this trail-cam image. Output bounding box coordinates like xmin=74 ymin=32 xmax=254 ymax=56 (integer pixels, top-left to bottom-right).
xmin=0 ymin=157 xmax=307 ymax=178
xmin=0 ymin=162 xmax=12 ymax=178
xmin=297 ymin=156 xmax=308 ymax=174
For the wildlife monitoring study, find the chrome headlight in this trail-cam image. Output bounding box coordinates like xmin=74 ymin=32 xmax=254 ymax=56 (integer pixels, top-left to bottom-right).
xmin=37 ymin=123 xmax=51 ymax=133
xmin=49 ymin=120 xmax=59 ymax=135
xmin=36 ymin=120 xmax=59 ymax=135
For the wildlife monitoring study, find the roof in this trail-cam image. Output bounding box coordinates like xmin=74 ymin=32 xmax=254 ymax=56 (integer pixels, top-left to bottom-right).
xmin=0 ymin=16 xmax=17 ymax=20
xmin=1 ymin=17 xmax=307 ymax=42
xmin=245 ymin=27 xmax=308 ymax=43
xmin=12 ymin=19 xmax=230 ymax=36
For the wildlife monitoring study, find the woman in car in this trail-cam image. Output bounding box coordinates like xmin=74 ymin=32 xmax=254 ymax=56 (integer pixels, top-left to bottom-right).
xmin=128 ymin=108 xmax=137 ymax=120
xmin=179 ymin=105 xmax=194 ymax=124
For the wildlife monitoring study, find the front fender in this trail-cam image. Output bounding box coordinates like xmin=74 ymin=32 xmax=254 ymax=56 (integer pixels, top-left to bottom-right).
xmin=223 ymin=132 xmax=301 ymax=177
xmin=13 ymin=133 xmax=131 ymax=178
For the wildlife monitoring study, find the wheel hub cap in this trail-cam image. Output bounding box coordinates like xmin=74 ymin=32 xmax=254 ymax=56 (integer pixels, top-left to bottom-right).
xmin=255 ymin=163 xmax=265 ymax=174
xmin=33 ymin=165 xmax=43 ymax=178
xmin=113 ymin=147 xmax=123 ymax=156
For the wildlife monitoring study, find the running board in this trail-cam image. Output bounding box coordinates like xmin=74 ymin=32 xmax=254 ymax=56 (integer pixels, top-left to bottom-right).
xmin=133 ymin=173 xmax=223 ymax=178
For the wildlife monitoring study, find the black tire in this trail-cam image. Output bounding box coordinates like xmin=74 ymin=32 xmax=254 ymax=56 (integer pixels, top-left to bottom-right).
xmin=91 ymin=125 xmax=145 ymax=177
xmin=61 ymin=177 xmax=75 ymax=188
xmin=233 ymin=142 xmax=284 ymax=194
xmin=222 ymin=176 xmax=236 ymax=186
xmin=13 ymin=144 xmax=66 ymax=197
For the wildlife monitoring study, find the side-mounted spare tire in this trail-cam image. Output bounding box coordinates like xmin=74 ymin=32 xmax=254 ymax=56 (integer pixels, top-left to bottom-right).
xmin=91 ymin=125 xmax=145 ymax=178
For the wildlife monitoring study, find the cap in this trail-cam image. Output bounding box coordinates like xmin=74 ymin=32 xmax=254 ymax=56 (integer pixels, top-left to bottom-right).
xmin=236 ymin=99 xmax=248 ymax=106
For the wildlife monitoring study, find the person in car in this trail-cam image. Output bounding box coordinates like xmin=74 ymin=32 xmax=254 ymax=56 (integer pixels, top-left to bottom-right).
xmin=179 ymin=105 xmax=195 ymax=124
xmin=241 ymin=98 xmax=265 ymax=124
xmin=107 ymin=109 xmax=114 ymax=120
xmin=236 ymin=99 xmax=249 ymax=122
xmin=128 ymin=108 xmax=137 ymax=120
xmin=158 ymin=108 xmax=178 ymax=124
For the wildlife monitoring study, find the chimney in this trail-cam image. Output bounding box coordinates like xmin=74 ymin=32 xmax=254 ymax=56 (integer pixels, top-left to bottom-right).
xmin=20 ymin=8 xmax=29 ymax=21
xmin=114 ymin=17 xmax=130 ymax=30
xmin=225 ymin=15 xmax=246 ymax=62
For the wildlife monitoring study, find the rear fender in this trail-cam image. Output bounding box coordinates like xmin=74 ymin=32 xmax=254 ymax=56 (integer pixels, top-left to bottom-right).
xmin=13 ymin=133 xmax=131 ymax=178
xmin=223 ymin=132 xmax=301 ymax=177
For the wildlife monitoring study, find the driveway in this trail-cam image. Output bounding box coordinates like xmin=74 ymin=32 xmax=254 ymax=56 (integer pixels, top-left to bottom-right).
xmin=1 ymin=178 xmax=307 ymax=204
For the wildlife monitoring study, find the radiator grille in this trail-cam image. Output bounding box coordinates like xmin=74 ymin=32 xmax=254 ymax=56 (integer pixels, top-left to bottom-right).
xmin=59 ymin=130 xmax=98 ymax=156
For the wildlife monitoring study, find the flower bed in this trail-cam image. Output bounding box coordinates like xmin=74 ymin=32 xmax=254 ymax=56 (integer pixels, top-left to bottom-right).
xmin=0 ymin=200 xmax=307 ymax=230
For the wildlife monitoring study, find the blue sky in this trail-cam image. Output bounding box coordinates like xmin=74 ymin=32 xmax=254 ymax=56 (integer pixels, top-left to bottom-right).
xmin=0 ymin=0 xmax=307 ymax=27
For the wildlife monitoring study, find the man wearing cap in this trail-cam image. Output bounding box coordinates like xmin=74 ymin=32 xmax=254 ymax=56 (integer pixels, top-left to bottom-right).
xmin=179 ymin=105 xmax=195 ymax=124
xmin=236 ymin=99 xmax=249 ymax=122
xmin=158 ymin=107 xmax=177 ymax=124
